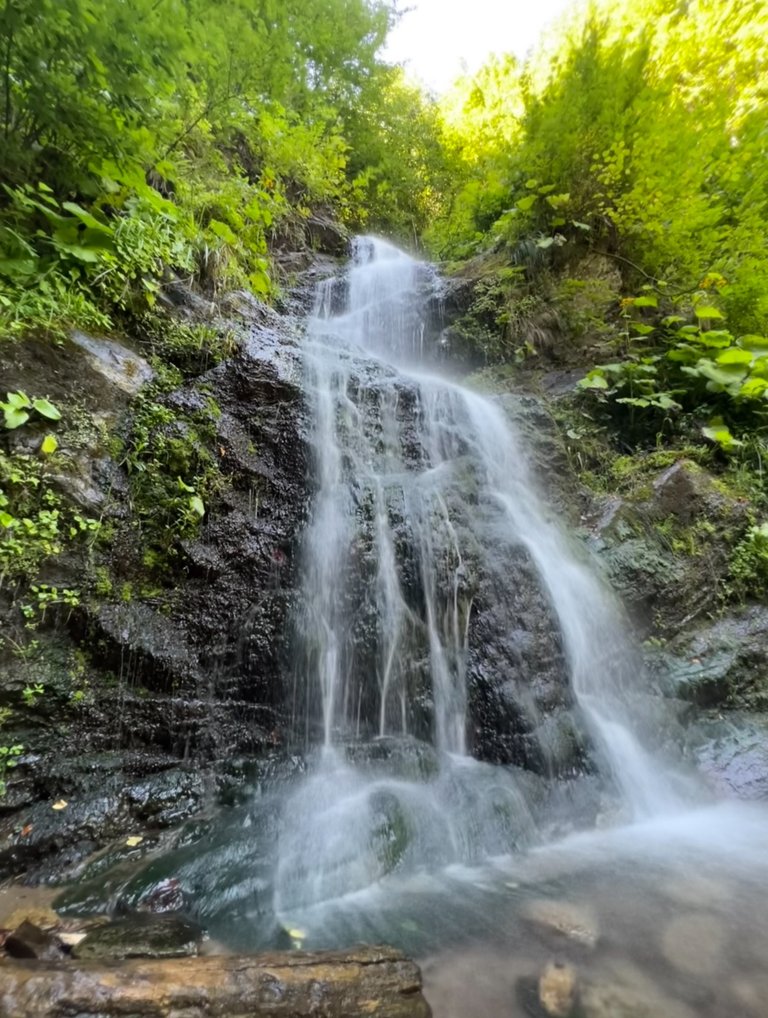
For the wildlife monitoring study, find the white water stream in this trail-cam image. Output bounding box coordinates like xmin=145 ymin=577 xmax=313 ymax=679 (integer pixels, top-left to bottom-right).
xmin=275 ymin=237 xmax=696 ymax=917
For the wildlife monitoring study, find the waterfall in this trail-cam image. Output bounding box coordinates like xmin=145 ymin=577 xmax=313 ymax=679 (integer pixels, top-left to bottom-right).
xmin=276 ymin=237 xmax=693 ymax=919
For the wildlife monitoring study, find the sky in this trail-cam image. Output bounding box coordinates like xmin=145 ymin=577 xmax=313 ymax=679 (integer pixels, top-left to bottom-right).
xmin=384 ymin=0 xmax=577 ymax=93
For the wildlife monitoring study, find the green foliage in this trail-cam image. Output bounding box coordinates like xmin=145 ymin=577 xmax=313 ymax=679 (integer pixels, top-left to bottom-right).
xmin=0 ymin=450 xmax=99 ymax=587
xmin=0 ymin=741 xmax=23 ymax=798
xmin=730 ymin=523 xmax=768 ymax=600
xmin=431 ymin=0 xmax=768 ymax=346
xmin=1 ymin=390 xmax=60 ymax=429
xmin=577 ymin=281 xmax=768 ymax=452
xmin=0 ymin=0 xmax=446 ymax=338
xmin=120 ymin=386 xmax=223 ymax=570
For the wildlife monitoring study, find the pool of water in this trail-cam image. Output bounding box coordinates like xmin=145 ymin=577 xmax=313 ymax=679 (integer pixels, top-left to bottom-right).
xmin=55 ymin=791 xmax=768 ymax=1017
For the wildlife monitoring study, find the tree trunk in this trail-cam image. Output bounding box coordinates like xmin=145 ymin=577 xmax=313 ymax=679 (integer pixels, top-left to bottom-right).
xmin=0 ymin=946 xmax=432 ymax=1018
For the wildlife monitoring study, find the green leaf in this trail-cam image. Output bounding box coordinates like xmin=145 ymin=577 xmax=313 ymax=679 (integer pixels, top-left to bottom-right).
xmin=571 ymin=220 xmax=591 ymax=231
xmin=633 ymin=295 xmax=658 ymax=308
xmin=32 ymin=398 xmax=61 ymax=421
xmin=249 ymin=270 xmax=271 ymax=296
xmin=40 ymin=434 xmax=58 ymax=455
xmin=60 ymin=202 xmax=113 ymax=235
xmin=0 ymin=511 xmax=15 ymax=528
xmin=689 ymin=359 xmax=747 ymax=388
xmin=516 ymin=195 xmax=537 ymax=212
xmin=739 ymin=378 xmax=768 ymax=399
xmin=615 ymin=397 xmax=651 ymax=407
xmin=189 ymin=495 xmax=205 ymax=517
xmin=208 ymin=219 xmax=238 ymax=245
xmin=702 ymin=424 xmax=742 ymax=450
xmin=694 ymin=305 xmax=724 ymax=320
xmin=536 ymin=236 xmax=554 ymax=249
xmin=655 ymin=394 xmax=681 ymax=410
xmin=3 ymin=407 xmax=30 ymax=429
xmin=630 ymin=322 xmax=655 ymax=335
xmin=578 ymin=372 xmax=609 ymax=390
xmin=692 ymin=330 xmax=733 ymax=349
xmin=6 ymin=391 xmax=31 ymax=409
xmin=716 ymin=348 xmax=753 ymax=366
xmin=737 ymin=334 xmax=768 ymax=352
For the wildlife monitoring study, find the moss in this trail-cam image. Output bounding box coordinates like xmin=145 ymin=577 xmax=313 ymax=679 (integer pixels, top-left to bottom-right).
xmin=114 ymin=382 xmax=227 ymax=579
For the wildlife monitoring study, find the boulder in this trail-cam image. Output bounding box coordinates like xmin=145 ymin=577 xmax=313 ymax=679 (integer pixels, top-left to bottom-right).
xmin=72 ymin=913 xmax=203 ymax=961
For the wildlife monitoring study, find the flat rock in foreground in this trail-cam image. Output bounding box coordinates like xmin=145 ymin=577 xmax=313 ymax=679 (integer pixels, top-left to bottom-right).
xmin=0 ymin=946 xmax=431 ymax=1018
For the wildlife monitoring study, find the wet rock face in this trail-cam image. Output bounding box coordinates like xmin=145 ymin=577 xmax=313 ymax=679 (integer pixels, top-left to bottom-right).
xmin=685 ymin=712 xmax=768 ymax=800
xmin=84 ymin=333 xmax=309 ymax=712
xmin=0 ymin=276 xmax=316 ymax=878
xmin=652 ymin=606 xmax=768 ymax=711
xmin=467 ymin=547 xmax=579 ymax=774
xmin=587 ymin=460 xmax=749 ymax=636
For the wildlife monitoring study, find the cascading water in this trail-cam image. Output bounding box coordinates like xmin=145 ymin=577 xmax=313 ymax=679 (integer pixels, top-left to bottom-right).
xmin=274 ymin=237 xmax=695 ymax=922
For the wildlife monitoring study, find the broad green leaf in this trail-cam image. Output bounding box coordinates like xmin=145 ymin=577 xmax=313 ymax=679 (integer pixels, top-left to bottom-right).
xmin=516 ymin=195 xmax=537 ymax=212
xmin=578 ymin=372 xmax=608 ymax=389
xmin=0 ymin=257 xmax=38 ymax=278
xmin=656 ymin=393 xmax=682 ymax=410
xmin=702 ymin=424 xmax=742 ymax=449
xmin=3 ymin=407 xmax=30 ymax=429
xmin=692 ymin=330 xmax=732 ymax=349
xmin=32 ymin=398 xmax=61 ymax=420
xmin=0 ymin=511 xmax=15 ymax=528
xmin=630 ymin=322 xmax=655 ymax=335
xmin=61 ymin=202 xmax=113 ymax=235
xmin=691 ymin=359 xmax=747 ymax=387
xmin=633 ymin=295 xmax=658 ymax=308
xmin=737 ymin=334 xmax=768 ymax=351
xmin=694 ymin=305 xmax=724 ymax=320
xmin=536 ymin=236 xmax=554 ymax=249
xmin=615 ymin=397 xmax=650 ymax=407
xmin=249 ymin=270 xmax=271 ymax=296
xmin=739 ymin=378 xmax=768 ymax=399
xmin=189 ymin=495 xmax=205 ymax=517
xmin=208 ymin=219 xmax=238 ymax=245
xmin=6 ymin=391 xmax=31 ymax=409
xmin=40 ymin=434 xmax=58 ymax=455
xmin=716 ymin=348 xmax=753 ymax=366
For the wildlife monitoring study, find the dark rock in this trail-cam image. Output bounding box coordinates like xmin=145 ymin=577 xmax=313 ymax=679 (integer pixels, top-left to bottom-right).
xmin=685 ymin=712 xmax=768 ymax=800
xmin=133 ymin=877 xmax=186 ymax=914
xmin=305 ymin=212 xmax=349 ymax=256
xmin=0 ymin=764 xmax=206 ymax=881
xmin=651 ymin=606 xmax=768 ymax=709
xmin=5 ymin=920 xmax=63 ymax=961
xmin=587 ymin=462 xmax=749 ymax=636
xmin=72 ymin=913 xmax=203 ymax=960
